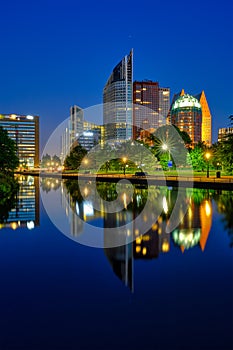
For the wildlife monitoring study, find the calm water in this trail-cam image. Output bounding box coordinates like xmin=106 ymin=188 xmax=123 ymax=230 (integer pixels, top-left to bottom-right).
xmin=0 ymin=175 xmax=232 ymax=350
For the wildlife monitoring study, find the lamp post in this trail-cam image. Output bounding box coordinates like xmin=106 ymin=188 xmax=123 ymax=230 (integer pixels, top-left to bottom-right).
xmin=162 ymin=143 xmax=170 ymax=160
xmin=205 ymin=152 xmax=211 ymax=178
xmin=122 ymin=157 xmax=127 ymax=175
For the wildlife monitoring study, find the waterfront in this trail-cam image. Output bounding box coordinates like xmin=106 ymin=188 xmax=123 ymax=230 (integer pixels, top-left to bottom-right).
xmin=0 ymin=176 xmax=232 ymax=349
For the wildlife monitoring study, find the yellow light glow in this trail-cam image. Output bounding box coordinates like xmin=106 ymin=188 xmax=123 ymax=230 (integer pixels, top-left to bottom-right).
xmin=205 ymin=200 xmax=211 ymax=217
xmin=205 ymin=152 xmax=211 ymax=160
xmin=136 ymin=246 xmax=141 ymax=253
xmin=123 ymin=192 xmax=127 ymax=209
xmin=135 ymin=229 xmax=139 ymax=235
xmin=152 ymin=223 xmax=158 ymax=231
xmin=11 ymin=222 xmax=18 ymax=230
xmin=163 ymin=196 xmax=168 ymax=214
xmin=142 ymin=235 xmax=150 ymax=242
xmin=142 ymin=247 xmax=147 ymax=255
xmin=136 ymin=237 xmax=142 ymax=244
xmin=162 ymin=240 xmax=170 ymax=252
xmin=158 ymin=216 xmax=162 ymax=224
xmin=84 ymin=187 xmax=89 ymax=196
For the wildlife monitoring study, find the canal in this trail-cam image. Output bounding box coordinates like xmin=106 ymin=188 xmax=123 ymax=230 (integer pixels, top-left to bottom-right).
xmin=0 ymin=175 xmax=232 ymax=349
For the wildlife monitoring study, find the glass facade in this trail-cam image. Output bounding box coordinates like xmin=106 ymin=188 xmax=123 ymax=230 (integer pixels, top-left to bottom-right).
xmin=218 ymin=127 xmax=233 ymax=142
xmin=0 ymin=114 xmax=39 ymax=167
xmin=103 ymin=50 xmax=133 ymax=141
xmin=171 ymin=94 xmax=202 ymax=146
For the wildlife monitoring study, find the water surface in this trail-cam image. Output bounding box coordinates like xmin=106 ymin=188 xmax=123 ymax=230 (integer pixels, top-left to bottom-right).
xmin=0 ymin=176 xmax=232 ymax=349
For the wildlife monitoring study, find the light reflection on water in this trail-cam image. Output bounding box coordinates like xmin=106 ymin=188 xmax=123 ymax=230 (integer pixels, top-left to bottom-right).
xmin=0 ymin=176 xmax=232 ymax=349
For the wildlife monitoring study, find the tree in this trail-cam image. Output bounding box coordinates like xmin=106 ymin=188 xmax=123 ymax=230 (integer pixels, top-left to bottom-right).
xmin=187 ymin=146 xmax=206 ymax=171
xmin=52 ymin=154 xmax=61 ymax=165
xmin=64 ymin=145 xmax=87 ymax=170
xmin=151 ymin=125 xmax=188 ymax=168
xmin=0 ymin=126 xmax=19 ymax=174
xmin=41 ymin=153 xmax=51 ymax=167
xmin=212 ymin=116 xmax=233 ymax=174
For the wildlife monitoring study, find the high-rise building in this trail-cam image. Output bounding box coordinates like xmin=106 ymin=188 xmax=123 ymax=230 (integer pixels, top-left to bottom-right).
xmin=61 ymin=106 xmax=104 ymax=162
xmin=218 ymin=127 xmax=233 ymax=142
xmin=133 ymin=80 xmax=169 ymax=139
xmin=133 ymin=80 xmax=159 ymax=138
xmin=195 ymin=91 xmax=212 ymax=146
xmin=0 ymin=113 xmax=39 ymax=168
xmin=103 ymin=50 xmax=133 ymax=142
xmin=170 ymin=94 xmax=202 ymax=147
xmin=70 ymin=105 xmax=84 ymax=146
xmin=168 ymin=89 xmax=212 ymax=146
xmin=159 ymin=87 xmax=170 ymax=122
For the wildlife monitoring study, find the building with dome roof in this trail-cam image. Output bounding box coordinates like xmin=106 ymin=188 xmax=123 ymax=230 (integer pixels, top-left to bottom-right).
xmin=170 ymin=93 xmax=202 ymax=146
xmin=168 ymin=89 xmax=212 ymax=146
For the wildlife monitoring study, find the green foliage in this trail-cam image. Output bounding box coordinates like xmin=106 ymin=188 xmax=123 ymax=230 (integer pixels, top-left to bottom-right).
xmin=64 ymin=145 xmax=87 ymax=170
xmin=214 ymin=190 xmax=233 ymax=247
xmin=41 ymin=153 xmax=51 ymax=167
xmin=0 ymin=175 xmax=18 ymax=222
xmin=0 ymin=126 xmax=19 ymax=174
xmin=187 ymin=146 xmax=207 ymax=171
xmin=41 ymin=154 xmax=61 ymax=168
xmin=152 ymin=125 xmax=188 ymax=168
xmin=215 ymin=140 xmax=233 ymax=174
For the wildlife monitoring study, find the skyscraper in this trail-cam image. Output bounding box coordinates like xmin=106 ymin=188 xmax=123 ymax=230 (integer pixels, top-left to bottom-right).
xmin=168 ymin=89 xmax=212 ymax=146
xmin=195 ymin=91 xmax=212 ymax=146
xmin=69 ymin=105 xmax=84 ymax=146
xmin=133 ymin=80 xmax=169 ymax=139
xmin=159 ymin=87 xmax=170 ymax=122
xmin=170 ymin=94 xmax=202 ymax=146
xmin=103 ymin=50 xmax=133 ymax=142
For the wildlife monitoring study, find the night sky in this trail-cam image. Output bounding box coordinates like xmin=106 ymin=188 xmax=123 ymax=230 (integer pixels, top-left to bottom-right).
xmin=0 ymin=0 xmax=232 ymax=150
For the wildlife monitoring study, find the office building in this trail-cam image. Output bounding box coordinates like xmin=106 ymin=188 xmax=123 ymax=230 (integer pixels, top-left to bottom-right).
xmin=70 ymin=105 xmax=84 ymax=146
xmin=218 ymin=127 xmax=233 ymax=142
xmin=0 ymin=113 xmax=39 ymax=168
xmin=159 ymin=87 xmax=170 ymax=122
xmin=103 ymin=50 xmax=133 ymax=142
xmin=170 ymin=94 xmax=202 ymax=147
xmin=61 ymin=107 xmax=104 ymax=162
xmin=195 ymin=91 xmax=212 ymax=146
xmin=133 ymin=80 xmax=169 ymax=139
xmin=168 ymin=89 xmax=212 ymax=146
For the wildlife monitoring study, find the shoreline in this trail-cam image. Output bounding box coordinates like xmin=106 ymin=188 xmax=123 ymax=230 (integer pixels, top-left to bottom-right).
xmin=15 ymin=171 xmax=233 ymax=190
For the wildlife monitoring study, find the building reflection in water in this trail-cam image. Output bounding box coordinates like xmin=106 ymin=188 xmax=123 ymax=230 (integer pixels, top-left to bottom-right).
xmin=61 ymin=181 xmax=213 ymax=291
xmin=0 ymin=175 xmax=40 ymax=231
xmin=172 ymin=197 xmax=212 ymax=252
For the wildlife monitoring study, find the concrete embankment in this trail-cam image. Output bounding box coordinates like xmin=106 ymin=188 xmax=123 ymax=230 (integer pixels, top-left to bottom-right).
xmin=15 ymin=171 xmax=233 ymax=190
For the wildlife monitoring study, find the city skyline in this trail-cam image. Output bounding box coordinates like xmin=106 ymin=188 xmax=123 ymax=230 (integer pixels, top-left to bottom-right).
xmin=0 ymin=0 xmax=232 ymax=150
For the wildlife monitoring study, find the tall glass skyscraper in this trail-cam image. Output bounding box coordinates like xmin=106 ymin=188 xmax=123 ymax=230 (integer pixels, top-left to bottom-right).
xmin=103 ymin=50 xmax=133 ymax=141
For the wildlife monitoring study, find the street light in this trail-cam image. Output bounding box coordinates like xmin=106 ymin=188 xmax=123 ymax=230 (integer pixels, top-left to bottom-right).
xmin=162 ymin=143 xmax=170 ymax=160
xmin=205 ymin=152 xmax=211 ymax=178
xmin=122 ymin=157 xmax=127 ymax=175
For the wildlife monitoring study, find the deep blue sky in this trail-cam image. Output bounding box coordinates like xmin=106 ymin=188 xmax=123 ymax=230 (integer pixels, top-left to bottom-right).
xmin=0 ymin=0 xmax=232 ymax=149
